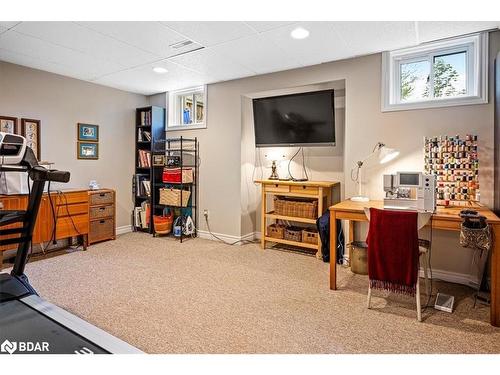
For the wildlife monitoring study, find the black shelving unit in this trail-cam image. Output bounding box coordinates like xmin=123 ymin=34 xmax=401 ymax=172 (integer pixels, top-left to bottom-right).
xmin=133 ymin=106 xmax=165 ymax=234
xmin=152 ymin=136 xmax=198 ymax=242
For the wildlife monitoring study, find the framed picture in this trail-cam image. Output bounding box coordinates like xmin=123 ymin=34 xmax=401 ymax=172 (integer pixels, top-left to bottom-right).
xmin=78 ymin=123 xmax=99 ymax=142
xmin=77 ymin=142 xmax=99 ymax=160
xmin=0 ymin=116 xmax=18 ymax=134
xmin=152 ymin=154 xmax=165 ymax=166
xmin=21 ymin=118 xmax=41 ymax=160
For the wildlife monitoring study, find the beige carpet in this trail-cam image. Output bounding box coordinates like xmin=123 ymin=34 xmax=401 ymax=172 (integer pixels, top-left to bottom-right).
xmin=18 ymin=232 xmax=500 ymax=353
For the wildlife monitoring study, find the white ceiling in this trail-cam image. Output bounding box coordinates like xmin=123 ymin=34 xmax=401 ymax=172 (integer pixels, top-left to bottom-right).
xmin=0 ymin=21 xmax=499 ymax=95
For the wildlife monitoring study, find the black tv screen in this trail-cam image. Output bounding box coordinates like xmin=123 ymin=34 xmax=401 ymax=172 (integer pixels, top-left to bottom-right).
xmin=253 ymin=89 xmax=335 ymax=147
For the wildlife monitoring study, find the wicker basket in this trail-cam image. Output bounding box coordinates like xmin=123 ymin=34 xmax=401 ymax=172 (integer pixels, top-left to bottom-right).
xmin=267 ymin=223 xmax=285 ymax=239
xmin=302 ymin=228 xmax=319 ymax=245
xmin=274 ymin=197 xmax=317 ymax=219
xmin=284 ymin=226 xmax=302 ymax=242
xmin=159 ymin=188 xmax=191 ymax=207
xmin=154 ymin=213 xmax=174 ymax=234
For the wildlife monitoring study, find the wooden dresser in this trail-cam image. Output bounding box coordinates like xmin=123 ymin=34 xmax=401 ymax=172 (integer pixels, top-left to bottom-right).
xmin=88 ymin=189 xmax=116 ymax=245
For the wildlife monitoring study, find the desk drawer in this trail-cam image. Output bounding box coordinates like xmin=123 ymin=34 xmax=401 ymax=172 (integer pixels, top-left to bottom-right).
xmin=89 ymin=218 xmax=114 ymax=243
xmin=54 ymin=191 xmax=88 ymax=205
xmin=290 ymin=185 xmax=319 ymax=195
xmin=55 ymin=214 xmax=88 ymax=239
xmin=90 ymin=191 xmax=114 ymax=205
xmin=90 ymin=205 xmax=114 ymax=220
xmin=56 ymin=203 xmax=89 ymax=217
xmin=264 ymin=184 xmax=290 ymax=193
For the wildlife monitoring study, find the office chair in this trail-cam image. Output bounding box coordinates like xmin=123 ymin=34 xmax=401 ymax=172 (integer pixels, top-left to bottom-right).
xmin=364 ymin=207 xmax=431 ymax=322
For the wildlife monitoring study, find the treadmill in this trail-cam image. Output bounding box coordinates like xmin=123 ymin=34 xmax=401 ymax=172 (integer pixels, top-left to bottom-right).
xmin=0 ymin=132 xmax=142 ymax=354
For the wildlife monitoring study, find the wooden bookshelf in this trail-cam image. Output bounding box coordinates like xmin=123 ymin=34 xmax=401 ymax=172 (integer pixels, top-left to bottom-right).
xmin=133 ymin=106 xmax=165 ymax=233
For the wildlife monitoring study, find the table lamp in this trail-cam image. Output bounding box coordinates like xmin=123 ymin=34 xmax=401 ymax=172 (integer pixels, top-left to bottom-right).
xmin=351 ymin=142 xmax=399 ymax=202
xmin=265 ymin=150 xmax=286 ymax=180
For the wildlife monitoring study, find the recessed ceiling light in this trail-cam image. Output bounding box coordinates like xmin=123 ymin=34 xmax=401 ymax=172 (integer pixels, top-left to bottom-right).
xmin=290 ymin=27 xmax=310 ymax=40
xmin=153 ymin=67 xmax=168 ymax=74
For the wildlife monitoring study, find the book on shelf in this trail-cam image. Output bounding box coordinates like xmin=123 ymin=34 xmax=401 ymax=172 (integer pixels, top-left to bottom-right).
xmin=134 ymin=174 xmax=150 ymax=197
xmin=140 ymin=111 xmax=152 ymax=126
xmin=134 ymin=201 xmax=150 ymax=229
xmin=137 ymin=149 xmax=151 ymax=168
xmin=137 ymin=128 xmax=151 ymax=142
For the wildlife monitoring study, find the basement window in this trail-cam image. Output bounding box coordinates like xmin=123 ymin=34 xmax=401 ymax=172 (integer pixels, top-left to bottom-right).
xmin=381 ymin=32 xmax=488 ymax=112
xmin=167 ymin=86 xmax=206 ymax=131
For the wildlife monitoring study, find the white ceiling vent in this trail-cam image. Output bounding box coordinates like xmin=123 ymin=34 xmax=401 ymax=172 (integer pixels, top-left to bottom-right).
xmin=170 ymin=39 xmax=194 ymax=49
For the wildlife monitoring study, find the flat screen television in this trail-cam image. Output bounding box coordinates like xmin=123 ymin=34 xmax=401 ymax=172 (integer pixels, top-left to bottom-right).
xmin=253 ymin=89 xmax=335 ymax=147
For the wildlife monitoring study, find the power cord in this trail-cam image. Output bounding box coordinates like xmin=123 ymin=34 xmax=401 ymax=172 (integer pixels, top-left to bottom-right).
xmin=421 ymin=215 xmax=434 ymax=311
xmin=287 ymin=147 xmax=301 ymax=181
xmin=301 ymin=147 xmax=309 ymax=181
xmin=204 ymin=214 xmax=258 ymax=246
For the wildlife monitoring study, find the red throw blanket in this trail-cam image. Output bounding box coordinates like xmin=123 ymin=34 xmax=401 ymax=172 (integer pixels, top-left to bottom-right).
xmin=367 ymin=208 xmax=419 ymax=296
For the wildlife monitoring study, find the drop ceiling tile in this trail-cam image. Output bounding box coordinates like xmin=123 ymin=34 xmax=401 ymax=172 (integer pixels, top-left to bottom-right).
xmin=14 ymin=21 xmax=159 ymax=67
xmin=0 ymin=31 xmax=123 ymax=79
xmin=262 ymin=22 xmax=350 ymax=66
xmin=417 ymin=21 xmax=500 ymax=43
xmin=332 ymin=21 xmax=417 ymax=55
xmin=210 ymin=33 xmax=302 ymax=74
xmin=169 ymin=48 xmax=255 ymax=82
xmin=77 ymin=21 xmax=198 ymax=58
xmin=162 ymin=21 xmax=256 ymax=47
xmin=0 ymin=21 xmax=21 ymax=30
xmin=0 ymin=48 xmax=97 ymax=81
xmin=245 ymin=21 xmax=297 ymax=32
xmin=93 ymin=61 xmax=209 ymax=95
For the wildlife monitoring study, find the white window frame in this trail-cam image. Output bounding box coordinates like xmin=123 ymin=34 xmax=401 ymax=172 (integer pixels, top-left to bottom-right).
xmin=382 ymin=32 xmax=488 ymax=112
xmin=167 ymin=85 xmax=207 ymax=131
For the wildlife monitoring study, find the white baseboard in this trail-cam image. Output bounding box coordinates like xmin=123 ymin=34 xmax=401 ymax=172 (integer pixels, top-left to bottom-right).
xmin=116 ymin=225 xmax=133 ymax=235
xmin=419 ymin=268 xmax=477 ymax=288
xmin=197 ymin=230 xmax=258 ymax=245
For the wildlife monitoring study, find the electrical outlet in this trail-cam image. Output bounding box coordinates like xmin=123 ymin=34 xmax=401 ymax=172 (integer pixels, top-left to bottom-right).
xmin=203 ymin=209 xmax=209 ymax=219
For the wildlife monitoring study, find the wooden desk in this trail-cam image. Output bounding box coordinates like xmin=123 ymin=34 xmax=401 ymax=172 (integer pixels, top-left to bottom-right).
xmin=0 ymin=189 xmax=89 ymax=269
xmin=256 ymin=180 xmax=339 ymax=257
xmin=329 ymin=200 xmax=500 ymax=326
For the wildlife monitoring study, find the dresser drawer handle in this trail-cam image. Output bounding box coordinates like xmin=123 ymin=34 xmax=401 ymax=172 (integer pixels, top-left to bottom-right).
xmin=99 ymin=193 xmax=106 ymax=197
xmin=99 ymin=220 xmax=105 ymax=224
xmin=99 ymin=207 xmax=105 ymax=211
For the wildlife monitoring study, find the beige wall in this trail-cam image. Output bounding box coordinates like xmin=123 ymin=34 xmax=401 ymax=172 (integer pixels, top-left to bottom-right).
xmin=0 ymin=61 xmax=148 ymax=228
xmin=166 ymin=30 xmax=499 ymax=282
xmin=241 ymin=82 xmax=345 ymax=236
xmin=2 ymin=30 xmax=498 ymax=281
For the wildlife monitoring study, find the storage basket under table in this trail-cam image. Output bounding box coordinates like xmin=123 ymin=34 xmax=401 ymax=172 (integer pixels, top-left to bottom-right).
xmin=302 ymin=227 xmax=319 ymax=245
xmin=274 ymin=196 xmax=318 ymax=219
xmin=284 ymin=226 xmax=302 ymax=242
xmin=159 ymin=188 xmax=191 ymax=207
xmin=267 ymin=223 xmax=285 ymax=239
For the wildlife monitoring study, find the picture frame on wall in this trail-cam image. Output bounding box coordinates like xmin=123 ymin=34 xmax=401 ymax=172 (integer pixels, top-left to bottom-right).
xmin=77 ymin=142 xmax=99 ymax=160
xmin=0 ymin=116 xmax=18 ymax=134
xmin=21 ymin=118 xmax=41 ymax=160
xmin=78 ymin=123 xmax=99 ymax=142
xmin=152 ymin=154 xmax=166 ymax=166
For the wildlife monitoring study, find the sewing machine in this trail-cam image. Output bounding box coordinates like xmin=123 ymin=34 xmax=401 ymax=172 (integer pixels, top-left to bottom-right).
xmin=383 ymin=172 xmax=436 ymax=213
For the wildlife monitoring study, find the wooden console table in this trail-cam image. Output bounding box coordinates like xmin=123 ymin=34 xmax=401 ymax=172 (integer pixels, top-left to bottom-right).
xmin=256 ymin=180 xmax=339 ymax=256
xmin=329 ymin=199 xmax=500 ymax=327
